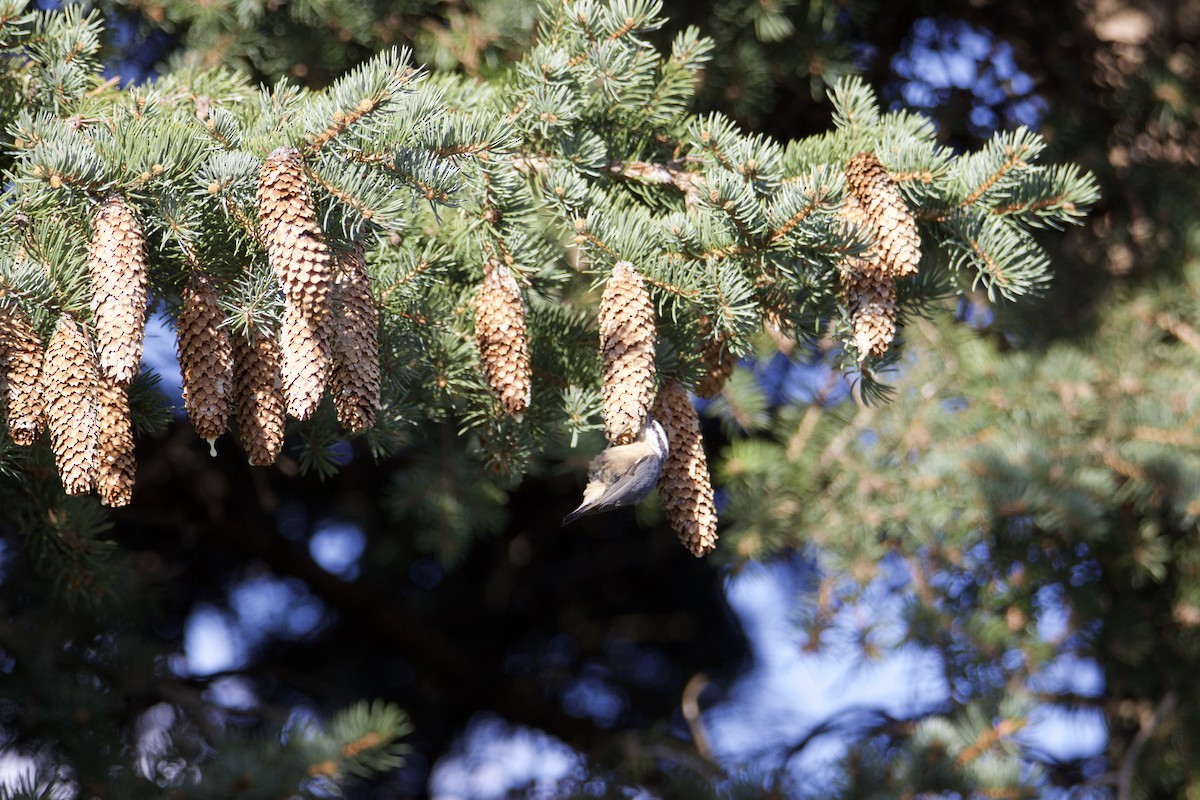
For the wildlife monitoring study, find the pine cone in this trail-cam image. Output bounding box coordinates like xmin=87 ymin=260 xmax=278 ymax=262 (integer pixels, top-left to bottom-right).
xmin=695 ymin=327 xmax=735 ymax=400
xmin=96 ymin=376 xmax=136 ymax=507
xmin=843 ymin=270 xmax=897 ymax=360
xmin=652 ymin=380 xmax=718 ymax=557
xmin=330 ymin=243 xmax=381 ymax=432
xmin=475 ymin=258 xmax=531 ymax=419
xmin=234 ymin=331 xmax=285 ymax=466
xmin=599 ymin=261 xmax=656 ymax=444
xmin=845 ymin=152 xmax=921 ymax=279
xmin=177 ymin=274 xmax=234 ymax=443
xmin=256 ymin=147 xmax=334 ymax=322
xmin=42 ymin=317 xmax=99 ymax=495
xmin=0 ymin=304 xmax=45 ymax=445
xmin=281 ymin=299 xmax=332 ymax=421
xmin=88 ymin=194 xmax=149 ymax=384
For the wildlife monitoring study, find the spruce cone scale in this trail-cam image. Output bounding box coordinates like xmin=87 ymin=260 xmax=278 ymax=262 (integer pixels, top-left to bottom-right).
xmin=474 ymin=259 xmax=531 ymax=419
xmin=845 ymin=152 xmax=921 ymax=279
xmin=652 ymin=380 xmax=718 ymax=557
xmin=96 ymin=376 xmax=136 ymax=507
xmin=88 ymin=194 xmax=149 ymax=384
xmin=177 ymin=274 xmax=234 ymax=442
xmin=331 ymin=243 xmax=381 ymax=432
xmin=599 ymin=261 xmax=656 ymax=445
xmin=42 ymin=318 xmax=99 ymax=495
xmin=0 ymin=305 xmax=45 ymax=445
xmin=234 ymin=332 xmax=286 ymax=466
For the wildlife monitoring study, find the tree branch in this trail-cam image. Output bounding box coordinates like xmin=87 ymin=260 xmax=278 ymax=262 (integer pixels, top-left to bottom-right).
xmin=1117 ymin=691 xmax=1178 ymax=800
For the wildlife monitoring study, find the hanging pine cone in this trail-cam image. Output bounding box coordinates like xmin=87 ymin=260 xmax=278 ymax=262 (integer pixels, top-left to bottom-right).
xmin=234 ymin=331 xmax=286 ymax=466
xmin=96 ymin=376 xmax=136 ymax=507
xmin=845 ymin=152 xmax=921 ymax=279
xmin=42 ymin=317 xmax=99 ymax=495
xmin=256 ymin=147 xmax=334 ymax=322
xmin=280 ymin=299 xmax=332 ymax=421
xmin=652 ymin=380 xmax=718 ymax=557
xmin=177 ymin=274 xmax=234 ymax=444
xmin=330 ymin=243 xmax=381 ymax=432
xmin=843 ymin=270 xmax=897 ymax=360
xmin=837 ymin=178 xmax=900 ymax=361
xmin=599 ymin=261 xmax=656 ymax=445
xmin=695 ymin=327 xmax=735 ymax=400
xmin=88 ymin=194 xmax=149 ymax=384
xmin=0 ymin=304 xmax=45 ymax=445
xmin=474 ymin=258 xmax=531 ymax=419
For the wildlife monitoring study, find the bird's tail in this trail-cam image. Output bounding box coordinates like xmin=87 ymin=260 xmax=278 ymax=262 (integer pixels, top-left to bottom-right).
xmin=561 ymin=505 xmax=589 ymax=526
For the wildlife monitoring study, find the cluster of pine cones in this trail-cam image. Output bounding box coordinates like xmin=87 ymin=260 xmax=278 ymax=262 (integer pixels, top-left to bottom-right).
xmin=475 ymin=255 xmax=724 ymax=556
xmin=0 ymin=147 xmax=914 ymax=552
xmin=0 ymin=147 xmax=381 ymax=506
xmin=0 ymin=195 xmax=147 ymax=507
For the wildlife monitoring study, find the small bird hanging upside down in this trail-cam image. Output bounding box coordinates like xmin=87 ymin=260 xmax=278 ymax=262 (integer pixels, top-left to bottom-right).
xmin=562 ymin=419 xmax=669 ymax=526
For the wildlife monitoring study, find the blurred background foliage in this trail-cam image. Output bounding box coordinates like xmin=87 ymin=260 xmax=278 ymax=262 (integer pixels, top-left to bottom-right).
xmin=2 ymin=0 xmax=1199 ymax=798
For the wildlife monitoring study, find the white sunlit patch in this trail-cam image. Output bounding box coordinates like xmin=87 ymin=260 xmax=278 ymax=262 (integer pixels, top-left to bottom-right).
xmin=428 ymin=713 xmax=584 ymax=800
xmin=309 ymin=521 xmax=367 ymax=579
xmin=135 ymin=703 xmax=192 ymax=784
xmin=205 ymin=676 xmax=258 ymax=711
xmin=184 ymin=604 xmax=245 ymax=676
xmin=227 ymin=573 xmax=328 ymax=641
xmin=1021 ymin=701 xmax=1107 ymax=763
xmin=0 ymin=751 xmax=38 ymax=795
xmin=561 ymin=668 xmax=626 ymax=728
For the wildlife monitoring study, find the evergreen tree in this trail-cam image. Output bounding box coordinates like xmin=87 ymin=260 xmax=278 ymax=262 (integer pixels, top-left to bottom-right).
xmin=3 ymin=0 xmax=1192 ymax=797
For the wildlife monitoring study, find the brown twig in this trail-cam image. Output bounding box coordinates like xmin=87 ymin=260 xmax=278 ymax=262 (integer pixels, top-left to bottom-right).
xmin=1117 ymin=691 xmax=1178 ymax=800
xmin=681 ymin=673 xmax=714 ymax=761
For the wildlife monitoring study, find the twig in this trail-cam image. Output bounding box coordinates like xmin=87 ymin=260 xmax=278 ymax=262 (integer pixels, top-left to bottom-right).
xmin=1117 ymin=691 xmax=1178 ymax=800
xmin=681 ymin=673 xmax=714 ymax=761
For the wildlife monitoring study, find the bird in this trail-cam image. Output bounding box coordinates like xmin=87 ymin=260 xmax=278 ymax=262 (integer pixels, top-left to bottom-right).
xmin=562 ymin=418 xmax=669 ymax=526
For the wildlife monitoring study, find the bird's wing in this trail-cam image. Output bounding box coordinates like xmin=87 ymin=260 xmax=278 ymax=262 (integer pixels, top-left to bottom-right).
xmin=587 ymin=455 xmax=652 ymax=510
xmin=587 ymin=440 xmax=653 ymax=481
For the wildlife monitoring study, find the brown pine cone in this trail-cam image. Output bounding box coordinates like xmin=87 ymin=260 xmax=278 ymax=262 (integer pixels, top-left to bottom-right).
xmin=599 ymin=261 xmax=656 ymax=444
xmin=256 ymin=147 xmax=334 ymax=323
xmin=842 ymin=270 xmax=897 ymax=360
xmin=42 ymin=317 xmax=99 ymax=495
xmin=234 ymin=330 xmax=286 ymax=466
xmin=177 ymin=274 xmax=234 ymax=443
xmin=474 ymin=258 xmax=532 ymax=419
xmin=96 ymin=375 xmax=136 ymax=507
xmin=845 ymin=152 xmax=921 ymax=279
xmin=652 ymin=380 xmax=718 ymax=557
xmin=0 ymin=304 xmax=45 ymax=445
xmin=330 ymin=243 xmax=381 ymax=432
xmin=88 ymin=194 xmax=149 ymax=384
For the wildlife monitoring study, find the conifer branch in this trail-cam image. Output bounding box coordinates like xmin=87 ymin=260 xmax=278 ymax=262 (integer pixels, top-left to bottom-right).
xmin=1155 ymin=311 xmax=1200 ymax=352
xmin=378 ymin=258 xmax=433 ymax=303
xmin=962 ymin=149 xmax=1029 ymax=208
xmin=956 ymin=717 xmax=1024 ymax=767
